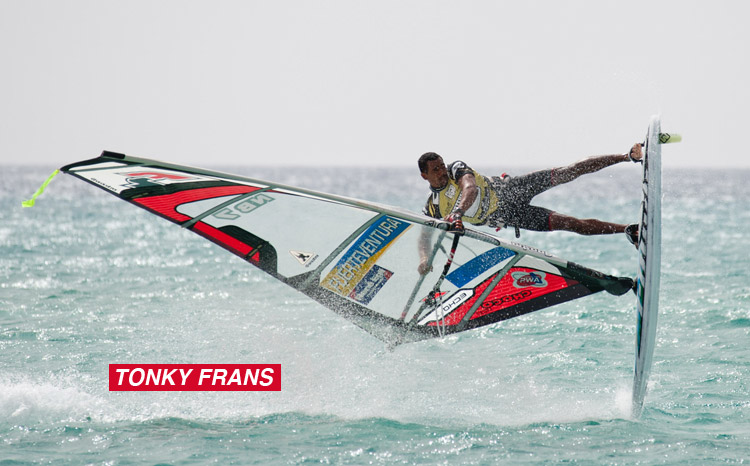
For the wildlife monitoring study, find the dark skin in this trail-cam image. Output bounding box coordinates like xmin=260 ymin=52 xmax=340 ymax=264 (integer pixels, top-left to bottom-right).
xmin=417 ymin=143 xmax=643 ymax=274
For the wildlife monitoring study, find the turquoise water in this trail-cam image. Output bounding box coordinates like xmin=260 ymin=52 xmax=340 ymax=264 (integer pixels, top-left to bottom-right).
xmin=2 ymin=164 xmax=749 ymax=464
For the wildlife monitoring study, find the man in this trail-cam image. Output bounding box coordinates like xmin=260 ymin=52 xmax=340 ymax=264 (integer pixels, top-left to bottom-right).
xmin=417 ymin=144 xmax=642 ymax=273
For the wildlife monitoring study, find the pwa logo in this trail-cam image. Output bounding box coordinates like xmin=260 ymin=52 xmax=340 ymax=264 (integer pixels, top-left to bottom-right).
xmin=511 ymin=271 xmax=548 ymax=288
xmin=119 ymin=171 xmax=194 ymax=189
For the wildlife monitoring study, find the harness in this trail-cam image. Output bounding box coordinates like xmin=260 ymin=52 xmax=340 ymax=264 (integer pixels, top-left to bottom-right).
xmin=424 ymin=168 xmax=498 ymax=225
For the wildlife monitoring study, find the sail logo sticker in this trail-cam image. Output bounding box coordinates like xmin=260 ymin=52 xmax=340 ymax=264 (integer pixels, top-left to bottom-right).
xmin=348 ymin=265 xmax=393 ymax=305
xmin=213 ymin=193 xmax=275 ymax=220
xmin=118 ymin=171 xmax=196 ymax=188
xmin=322 ymin=216 xmax=410 ymax=297
xmin=481 ymin=289 xmax=533 ymax=308
xmin=511 ymin=271 xmax=548 ymax=288
xmin=418 ymin=288 xmax=474 ymax=325
xmin=290 ymin=250 xmax=318 ymax=267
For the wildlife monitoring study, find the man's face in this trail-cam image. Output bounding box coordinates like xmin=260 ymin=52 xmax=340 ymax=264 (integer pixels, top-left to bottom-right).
xmin=421 ymin=157 xmax=449 ymax=189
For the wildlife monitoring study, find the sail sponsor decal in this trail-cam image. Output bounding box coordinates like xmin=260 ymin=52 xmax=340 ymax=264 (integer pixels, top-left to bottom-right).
xmin=212 ymin=193 xmax=275 ymax=220
xmin=418 ymin=288 xmax=475 ymax=325
xmin=75 ymin=166 xmax=219 ymax=194
xmin=479 ymin=289 xmax=533 ymax=308
xmin=118 ymin=171 xmax=197 ymax=189
xmin=322 ymin=215 xmax=410 ymax=298
xmin=290 ymin=250 xmax=318 ymax=267
xmin=511 ymin=271 xmax=548 ymax=288
xmin=348 ymin=265 xmax=393 ymax=305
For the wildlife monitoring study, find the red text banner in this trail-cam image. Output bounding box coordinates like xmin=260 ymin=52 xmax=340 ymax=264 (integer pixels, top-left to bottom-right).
xmin=109 ymin=364 xmax=281 ymax=391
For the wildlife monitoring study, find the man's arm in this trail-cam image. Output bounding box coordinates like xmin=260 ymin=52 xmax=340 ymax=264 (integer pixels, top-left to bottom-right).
xmin=417 ymin=228 xmax=434 ymax=275
xmin=446 ymin=173 xmax=478 ymax=221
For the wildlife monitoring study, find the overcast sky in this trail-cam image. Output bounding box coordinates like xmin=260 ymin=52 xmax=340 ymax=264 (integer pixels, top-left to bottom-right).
xmin=2 ymin=0 xmax=748 ymax=169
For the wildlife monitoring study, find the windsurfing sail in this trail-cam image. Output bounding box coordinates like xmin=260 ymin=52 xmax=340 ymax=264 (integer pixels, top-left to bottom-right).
xmin=61 ymin=152 xmax=634 ymax=347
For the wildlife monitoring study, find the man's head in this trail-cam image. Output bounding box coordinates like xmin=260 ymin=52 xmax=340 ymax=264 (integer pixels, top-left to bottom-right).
xmin=418 ymin=152 xmax=449 ymax=190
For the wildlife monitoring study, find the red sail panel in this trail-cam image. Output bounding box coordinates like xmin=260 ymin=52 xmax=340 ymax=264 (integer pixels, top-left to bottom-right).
xmin=471 ymin=267 xmax=577 ymax=319
xmin=430 ymin=267 xmax=580 ymax=326
xmin=132 ymin=186 xmax=259 ymax=222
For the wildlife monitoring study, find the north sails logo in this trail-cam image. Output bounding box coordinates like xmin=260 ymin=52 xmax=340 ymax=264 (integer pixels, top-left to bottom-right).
xmin=511 ymin=271 xmax=548 ymax=288
xmin=118 ymin=171 xmax=195 ymax=188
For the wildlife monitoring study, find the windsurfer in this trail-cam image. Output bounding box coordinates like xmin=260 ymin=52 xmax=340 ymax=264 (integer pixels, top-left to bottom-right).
xmin=417 ymin=144 xmax=643 ymax=274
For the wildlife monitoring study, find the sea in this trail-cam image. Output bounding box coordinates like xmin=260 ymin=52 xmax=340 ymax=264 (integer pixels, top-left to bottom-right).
xmin=2 ymin=162 xmax=748 ymax=465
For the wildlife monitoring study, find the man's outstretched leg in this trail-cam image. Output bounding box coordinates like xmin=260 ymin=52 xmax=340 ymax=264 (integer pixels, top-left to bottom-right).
xmin=549 ymin=212 xmax=639 ymax=247
xmin=551 ymin=144 xmax=642 ymax=186
xmin=549 ymin=212 xmax=625 ymax=235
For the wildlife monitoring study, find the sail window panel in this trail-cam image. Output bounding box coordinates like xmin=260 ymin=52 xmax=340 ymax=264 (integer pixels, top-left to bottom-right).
xmin=200 ymin=190 xmax=379 ymax=278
